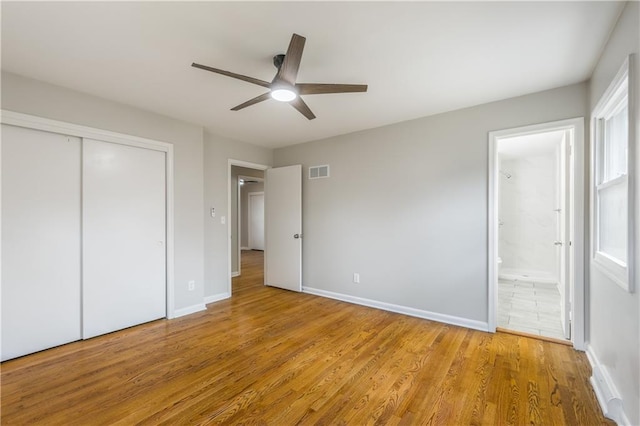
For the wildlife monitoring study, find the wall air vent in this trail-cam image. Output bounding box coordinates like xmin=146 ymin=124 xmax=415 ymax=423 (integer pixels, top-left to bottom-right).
xmin=309 ymin=165 xmax=330 ymax=179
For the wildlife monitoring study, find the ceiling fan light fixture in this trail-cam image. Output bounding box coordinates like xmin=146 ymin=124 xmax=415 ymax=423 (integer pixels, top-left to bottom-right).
xmin=271 ymin=87 xmax=297 ymax=102
xmin=192 ymin=33 xmax=367 ymax=119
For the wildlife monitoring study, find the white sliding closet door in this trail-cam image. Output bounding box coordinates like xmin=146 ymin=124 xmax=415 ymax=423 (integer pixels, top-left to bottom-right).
xmin=1 ymin=124 xmax=82 ymax=361
xmin=82 ymin=139 xmax=166 ymax=339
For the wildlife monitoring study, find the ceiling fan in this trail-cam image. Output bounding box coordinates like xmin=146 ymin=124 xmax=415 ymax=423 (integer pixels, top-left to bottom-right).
xmin=192 ymin=33 xmax=368 ymax=120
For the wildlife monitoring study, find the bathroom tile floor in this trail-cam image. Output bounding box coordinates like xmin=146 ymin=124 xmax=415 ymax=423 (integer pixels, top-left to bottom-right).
xmin=498 ymin=280 xmax=567 ymax=340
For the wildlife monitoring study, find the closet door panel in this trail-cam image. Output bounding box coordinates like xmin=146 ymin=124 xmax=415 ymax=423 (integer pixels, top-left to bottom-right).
xmin=1 ymin=124 xmax=82 ymax=361
xmin=82 ymin=139 xmax=166 ymax=339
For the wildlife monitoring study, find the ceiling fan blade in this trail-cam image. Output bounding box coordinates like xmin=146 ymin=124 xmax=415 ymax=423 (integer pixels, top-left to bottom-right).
xmin=192 ymin=63 xmax=271 ymax=88
xmin=276 ymin=34 xmax=306 ymax=85
xmin=290 ymin=96 xmax=316 ymax=120
xmin=231 ymin=92 xmax=272 ymax=111
xmin=296 ymin=83 xmax=368 ymax=95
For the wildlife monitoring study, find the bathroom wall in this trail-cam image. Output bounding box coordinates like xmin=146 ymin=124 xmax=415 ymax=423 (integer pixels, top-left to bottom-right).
xmin=499 ymin=151 xmax=558 ymax=281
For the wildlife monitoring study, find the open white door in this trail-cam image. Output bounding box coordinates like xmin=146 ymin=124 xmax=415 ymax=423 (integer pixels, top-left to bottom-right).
xmin=265 ymin=165 xmax=302 ymax=292
xmin=557 ymin=132 xmax=571 ymax=339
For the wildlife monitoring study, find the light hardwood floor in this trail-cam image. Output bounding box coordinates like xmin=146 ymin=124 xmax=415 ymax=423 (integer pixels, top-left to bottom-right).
xmin=1 ymin=250 xmax=611 ymax=425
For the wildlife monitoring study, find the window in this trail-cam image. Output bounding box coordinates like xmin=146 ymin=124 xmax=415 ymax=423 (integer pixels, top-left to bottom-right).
xmin=592 ymin=55 xmax=635 ymax=292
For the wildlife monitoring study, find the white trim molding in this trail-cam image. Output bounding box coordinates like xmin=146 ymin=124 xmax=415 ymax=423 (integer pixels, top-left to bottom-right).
xmin=204 ymin=292 xmax=230 ymax=305
xmin=586 ymin=345 xmax=631 ymax=425
xmin=303 ymin=287 xmax=488 ymax=332
xmin=173 ymin=303 xmax=206 ymax=318
xmin=1 ymin=109 xmax=177 ymax=320
xmin=487 ymin=117 xmax=586 ymax=350
xmin=0 ymin=110 xmax=172 ymax=152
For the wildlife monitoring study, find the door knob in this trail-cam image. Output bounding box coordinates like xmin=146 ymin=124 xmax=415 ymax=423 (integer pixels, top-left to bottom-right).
xmin=554 ymin=241 xmax=563 ymax=246
xmin=294 ymin=233 xmax=302 ymax=239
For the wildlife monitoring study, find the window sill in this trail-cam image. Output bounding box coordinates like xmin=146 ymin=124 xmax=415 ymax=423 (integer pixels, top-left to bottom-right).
xmin=593 ymin=251 xmax=630 ymax=292
xmin=596 ymin=174 xmax=627 ymax=190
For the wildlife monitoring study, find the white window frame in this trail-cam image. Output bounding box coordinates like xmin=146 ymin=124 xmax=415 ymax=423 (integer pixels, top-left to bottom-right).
xmin=591 ymin=55 xmax=636 ymax=292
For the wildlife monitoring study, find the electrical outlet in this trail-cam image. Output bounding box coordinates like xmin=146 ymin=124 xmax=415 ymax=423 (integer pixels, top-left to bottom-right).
xmin=221 ymin=216 xmax=226 ymax=225
xmin=188 ymin=280 xmax=195 ymax=291
xmin=353 ymin=273 xmax=360 ymax=284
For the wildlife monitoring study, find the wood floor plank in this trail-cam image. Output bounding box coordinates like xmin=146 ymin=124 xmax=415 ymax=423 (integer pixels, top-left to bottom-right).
xmin=1 ymin=250 xmax=613 ymax=425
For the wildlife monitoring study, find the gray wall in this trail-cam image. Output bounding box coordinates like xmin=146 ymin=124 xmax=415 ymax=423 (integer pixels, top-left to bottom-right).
xmin=274 ymin=82 xmax=587 ymax=324
xmin=587 ymin=2 xmax=639 ymax=424
xmin=203 ymin=134 xmax=272 ymax=300
xmin=1 ymin=71 xmax=205 ymax=311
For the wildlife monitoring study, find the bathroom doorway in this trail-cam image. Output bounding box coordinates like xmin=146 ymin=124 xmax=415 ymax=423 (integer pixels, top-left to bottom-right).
xmin=488 ymin=118 xmax=585 ymax=347
xmin=498 ymin=130 xmax=569 ymax=339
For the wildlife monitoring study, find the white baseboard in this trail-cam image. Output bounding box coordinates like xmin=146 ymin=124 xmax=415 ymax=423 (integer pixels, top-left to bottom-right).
xmin=232 ymin=271 xmax=240 ymax=278
xmin=302 ymin=286 xmax=488 ymax=332
xmin=173 ymin=303 xmax=206 ymax=318
xmin=204 ymin=292 xmax=230 ymax=305
xmin=241 ymin=246 xmax=250 ymax=250
xmin=586 ymin=345 xmax=630 ymax=425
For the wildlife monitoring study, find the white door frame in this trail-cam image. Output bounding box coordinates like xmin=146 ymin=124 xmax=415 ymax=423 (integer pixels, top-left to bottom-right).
xmin=0 ymin=109 xmax=176 ymax=319
xmin=488 ymin=117 xmax=585 ymax=350
xmin=227 ymin=159 xmax=269 ymax=295
xmin=233 ymin=176 xmax=242 ymax=278
xmin=557 ymin=131 xmax=572 ymax=339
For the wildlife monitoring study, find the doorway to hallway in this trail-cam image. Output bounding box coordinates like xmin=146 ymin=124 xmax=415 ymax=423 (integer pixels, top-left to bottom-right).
xmin=227 ymin=160 xmax=303 ymax=296
xmin=228 ymin=160 xmax=268 ymax=294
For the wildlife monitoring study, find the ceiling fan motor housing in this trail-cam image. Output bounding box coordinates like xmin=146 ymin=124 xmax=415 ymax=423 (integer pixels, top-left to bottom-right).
xmin=273 ymin=54 xmax=285 ymax=69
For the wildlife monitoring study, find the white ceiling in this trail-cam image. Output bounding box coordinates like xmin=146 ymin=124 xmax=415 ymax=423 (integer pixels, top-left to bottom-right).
xmin=1 ymin=1 xmax=624 ymax=149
